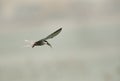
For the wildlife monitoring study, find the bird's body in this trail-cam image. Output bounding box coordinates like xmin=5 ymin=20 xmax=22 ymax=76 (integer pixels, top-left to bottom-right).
xmin=32 ymin=39 xmax=45 ymax=47
xmin=32 ymin=28 xmax=62 ymax=48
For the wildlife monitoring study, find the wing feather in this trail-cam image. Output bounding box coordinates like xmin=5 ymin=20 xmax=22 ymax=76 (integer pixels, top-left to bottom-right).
xmin=44 ymin=28 xmax=62 ymax=40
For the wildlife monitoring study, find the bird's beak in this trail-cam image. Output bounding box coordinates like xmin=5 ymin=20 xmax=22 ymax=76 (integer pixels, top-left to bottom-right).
xmin=32 ymin=45 xmax=35 ymax=48
xmin=32 ymin=43 xmax=36 ymax=48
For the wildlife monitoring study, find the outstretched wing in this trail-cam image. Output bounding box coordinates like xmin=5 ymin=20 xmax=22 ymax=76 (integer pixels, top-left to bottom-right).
xmin=43 ymin=28 xmax=62 ymax=40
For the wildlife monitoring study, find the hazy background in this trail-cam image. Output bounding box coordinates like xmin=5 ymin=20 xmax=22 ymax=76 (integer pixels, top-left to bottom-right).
xmin=0 ymin=0 xmax=120 ymax=81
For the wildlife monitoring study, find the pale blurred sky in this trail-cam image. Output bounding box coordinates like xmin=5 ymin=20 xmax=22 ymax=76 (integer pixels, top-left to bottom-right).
xmin=0 ymin=0 xmax=119 ymax=63
xmin=0 ymin=0 xmax=120 ymax=23
xmin=0 ymin=0 xmax=120 ymax=81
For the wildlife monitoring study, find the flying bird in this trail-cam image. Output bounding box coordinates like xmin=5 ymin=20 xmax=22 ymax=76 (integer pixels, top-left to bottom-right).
xmin=32 ymin=28 xmax=62 ymax=48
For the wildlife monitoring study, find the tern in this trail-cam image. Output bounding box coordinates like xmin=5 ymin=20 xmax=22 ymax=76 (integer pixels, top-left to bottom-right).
xmin=32 ymin=28 xmax=62 ymax=48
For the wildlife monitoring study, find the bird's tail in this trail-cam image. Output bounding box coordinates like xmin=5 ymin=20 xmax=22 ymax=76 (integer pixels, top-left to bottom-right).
xmin=46 ymin=41 xmax=52 ymax=48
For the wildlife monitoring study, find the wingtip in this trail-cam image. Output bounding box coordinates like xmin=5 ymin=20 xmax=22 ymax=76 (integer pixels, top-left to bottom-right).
xmin=59 ymin=28 xmax=62 ymax=31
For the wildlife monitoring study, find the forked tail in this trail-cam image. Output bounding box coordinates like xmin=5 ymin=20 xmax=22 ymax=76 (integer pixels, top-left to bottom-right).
xmin=46 ymin=41 xmax=52 ymax=48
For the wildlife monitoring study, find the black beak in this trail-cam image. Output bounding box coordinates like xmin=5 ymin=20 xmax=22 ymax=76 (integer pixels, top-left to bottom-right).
xmin=32 ymin=43 xmax=36 ymax=48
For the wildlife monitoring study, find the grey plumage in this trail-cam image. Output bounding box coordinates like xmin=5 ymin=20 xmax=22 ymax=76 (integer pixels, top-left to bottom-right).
xmin=32 ymin=28 xmax=62 ymax=48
